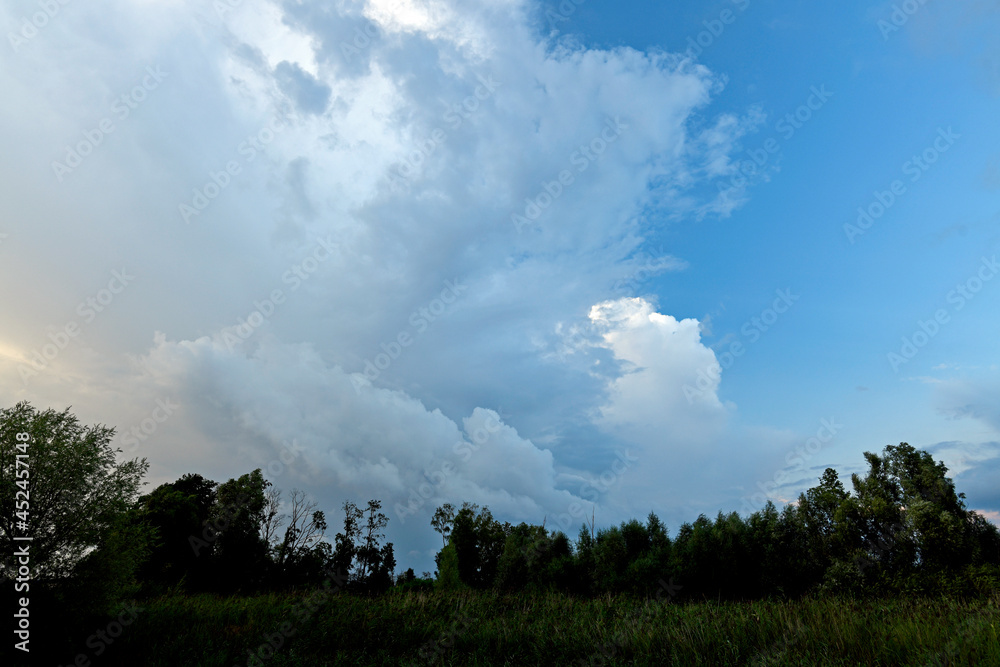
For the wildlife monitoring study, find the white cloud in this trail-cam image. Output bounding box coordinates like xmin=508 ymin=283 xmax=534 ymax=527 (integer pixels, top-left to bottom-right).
xmin=590 ymin=297 xmax=728 ymax=441
xmin=0 ymin=0 xmax=769 ymax=570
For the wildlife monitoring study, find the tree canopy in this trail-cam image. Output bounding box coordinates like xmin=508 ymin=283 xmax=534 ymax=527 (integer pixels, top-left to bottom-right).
xmin=0 ymin=402 xmax=149 ymax=591
xmin=428 ymin=443 xmax=1000 ymax=599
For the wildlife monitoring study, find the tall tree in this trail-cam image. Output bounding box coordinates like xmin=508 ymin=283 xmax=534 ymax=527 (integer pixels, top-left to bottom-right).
xmin=0 ymin=400 xmax=153 ymax=658
xmin=170 ymin=473 xmax=217 ymax=519
xmin=431 ymin=502 xmax=456 ymax=546
xmin=334 ymin=499 xmax=395 ymax=592
xmin=135 ymin=473 xmax=218 ymax=592
xmin=261 ymin=488 xmax=331 ymax=587
xmin=209 ymin=469 xmax=271 ymax=592
xmin=449 ymin=503 xmax=510 ymax=588
xmin=0 ymin=402 xmax=149 ymax=584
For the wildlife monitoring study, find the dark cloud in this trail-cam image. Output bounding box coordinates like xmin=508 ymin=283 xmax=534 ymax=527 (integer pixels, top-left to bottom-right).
xmin=274 ymin=61 xmax=332 ymax=115
xmin=954 ymin=446 xmax=1000 ymax=513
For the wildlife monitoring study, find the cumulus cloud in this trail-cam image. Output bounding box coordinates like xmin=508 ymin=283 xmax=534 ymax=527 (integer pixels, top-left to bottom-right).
xmin=137 ymin=333 xmax=585 ymax=552
xmin=590 ymin=297 xmax=728 ymax=441
xmin=0 ymin=0 xmax=770 ymax=570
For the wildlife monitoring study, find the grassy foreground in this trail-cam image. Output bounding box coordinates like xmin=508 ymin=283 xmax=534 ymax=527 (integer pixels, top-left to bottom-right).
xmin=75 ymin=590 xmax=1000 ymax=666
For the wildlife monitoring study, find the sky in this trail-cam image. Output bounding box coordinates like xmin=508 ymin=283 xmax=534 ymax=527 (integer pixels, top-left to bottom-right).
xmin=1 ymin=0 xmax=998 ymax=575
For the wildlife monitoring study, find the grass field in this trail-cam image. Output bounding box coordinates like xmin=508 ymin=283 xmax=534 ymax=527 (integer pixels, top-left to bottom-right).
xmin=71 ymin=591 xmax=1000 ymax=666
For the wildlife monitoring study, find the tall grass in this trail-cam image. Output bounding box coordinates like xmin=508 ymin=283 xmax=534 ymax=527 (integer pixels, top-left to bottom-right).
xmin=87 ymin=591 xmax=1000 ymax=666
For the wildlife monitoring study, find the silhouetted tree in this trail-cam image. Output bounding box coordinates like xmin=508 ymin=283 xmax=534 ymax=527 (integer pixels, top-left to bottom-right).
xmin=334 ymin=499 xmax=395 ymax=592
xmin=0 ymin=402 xmax=151 ymax=615
xmin=208 ymin=469 xmax=271 ymax=593
xmin=431 ymin=502 xmax=456 ymax=546
xmin=449 ymin=503 xmax=510 ymax=588
xmin=265 ymin=489 xmax=332 ymax=588
xmin=429 ymin=444 xmax=999 ymax=600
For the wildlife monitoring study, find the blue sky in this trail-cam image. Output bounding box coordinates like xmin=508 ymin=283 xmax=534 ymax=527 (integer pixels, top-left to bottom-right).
xmin=1 ymin=0 xmax=998 ymax=574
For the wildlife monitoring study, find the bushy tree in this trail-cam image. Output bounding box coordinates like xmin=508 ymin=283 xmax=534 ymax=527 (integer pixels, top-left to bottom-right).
xmin=135 ymin=473 xmax=217 ymax=593
xmin=797 ymin=468 xmax=849 ymax=572
xmin=842 ymin=443 xmax=999 ymax=592
xmin=170 ymin=473 xmax=218 ymax=519
xmin=449 ymin=503 xmax=510 ymax=588
xmin=207 ymin=469 xmax=271 ymax=592
xmin=434 ymin=541 xmax=463 ymax=590
xmin=626 ymin=517 xmax=672 ymax=598
xmin=592 ymin=524 xmax=628 ymax=592
xmin=0 ymin=402 xmax=151 ymax=615
xmin=0 ymin=403 xmax=149 ymax=581
xmin=495 ymin=522 xmax=572 ymax=592
xmin=137 ymin=486 xmax=203 ymax=590
xmin=573 ymin=524 xmax=596 ymax=595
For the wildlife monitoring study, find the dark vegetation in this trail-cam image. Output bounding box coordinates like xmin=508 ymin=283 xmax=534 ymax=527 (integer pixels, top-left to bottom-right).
xmin=2 ymin=401 xmax=999 ymax=665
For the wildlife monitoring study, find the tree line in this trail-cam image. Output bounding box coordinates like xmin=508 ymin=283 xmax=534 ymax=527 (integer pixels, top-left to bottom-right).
xmin=2 ymin=401 xmax=999 ymax=625
xmin=135 ymin=470 xmax=398 ymax=596
xmin=427 ymin=444 xmax=1000 ymax=599
xmin=0 ymin=402 xmax=400 ymax=628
